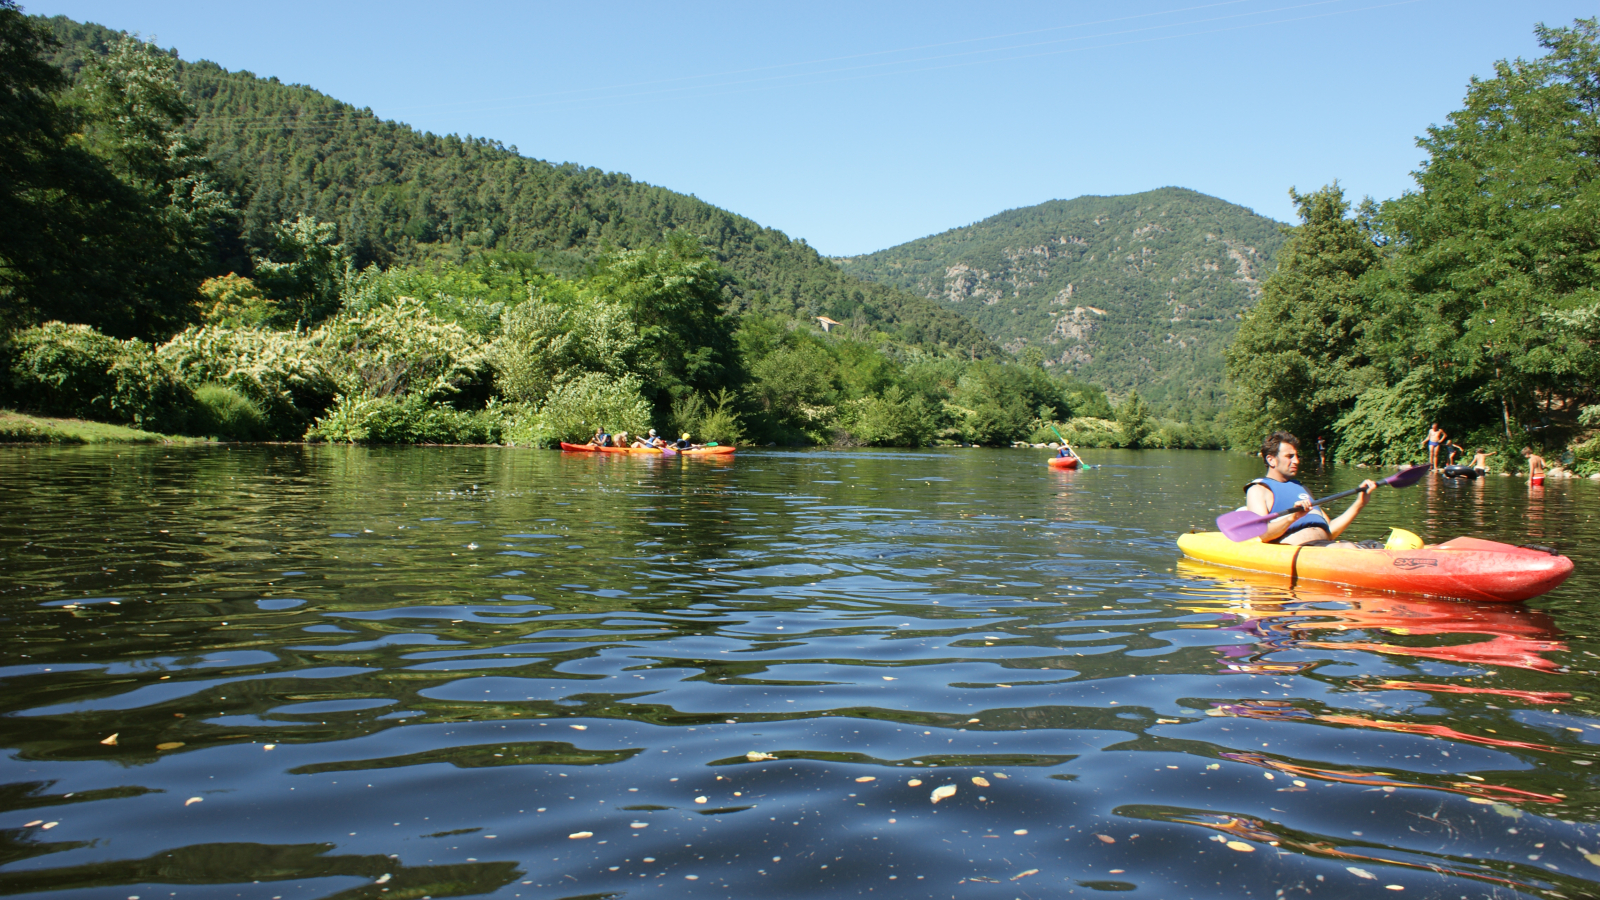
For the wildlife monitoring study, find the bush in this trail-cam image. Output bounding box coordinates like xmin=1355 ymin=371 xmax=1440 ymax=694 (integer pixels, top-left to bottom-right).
xmin=1035 ymin=417 xmax=1122 ymax=448
xmin=840 ymin=386 xmax=935 ymax=447
xmin=492 ymin=295 xmax=641 ymax=404
xmin=158 ymin=325 xmax=331 ymax=438
xmin=7 ymin=322 xmax=192 ymax=431
xmin=198 ymin=274 xmax=278 ymax=328
xmin=313 ymin=297 xmax=489 ymax=400
xmin=190 ymin=383 xmax=267 ymax=440
xmin=670 ymin=388 xmax=746 ymax=445
xmin=1331 ymin=370 xmax=1446 ymax=465
xmin=504 ymin=373 xmax=652 ymax=447
xmin=306 ymin=393 xmax=504 ymax=444
xmin=1116 ymin=391 xmax=1152 ymax=448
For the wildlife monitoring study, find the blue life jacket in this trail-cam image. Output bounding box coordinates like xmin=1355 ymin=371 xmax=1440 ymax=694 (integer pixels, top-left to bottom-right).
xmin=1245 ymin=477 xmax=1329 ymax=537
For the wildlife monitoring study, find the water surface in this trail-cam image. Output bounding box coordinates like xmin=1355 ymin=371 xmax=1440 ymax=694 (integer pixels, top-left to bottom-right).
xmin=1 ymin=446 xmax=1597 ymax=899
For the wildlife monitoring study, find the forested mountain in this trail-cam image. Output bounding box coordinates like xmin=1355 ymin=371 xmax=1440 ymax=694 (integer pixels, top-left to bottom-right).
xmin=37 ymin=15 xmax=998 ymax=357
xmin=837 ymin=188 xmax=1285 ymax=418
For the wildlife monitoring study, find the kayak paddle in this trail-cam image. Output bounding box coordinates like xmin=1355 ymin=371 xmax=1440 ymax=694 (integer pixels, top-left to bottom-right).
xmin=659 ymin=445 xmax=677 ymax=456
xmin=1047 ymin=424 xmax=1093 ymax=468
xmin=1214 ymin=464 xmax=1431 ymax=542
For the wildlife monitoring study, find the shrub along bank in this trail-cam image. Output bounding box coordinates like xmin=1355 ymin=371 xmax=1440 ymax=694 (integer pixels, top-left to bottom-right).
xmin=0 ymin=235 xmax=1116 ymax=447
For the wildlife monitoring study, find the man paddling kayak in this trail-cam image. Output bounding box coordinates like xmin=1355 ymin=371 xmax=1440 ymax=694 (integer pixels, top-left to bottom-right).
xmin=1247 ymin=431 xmax=1377 ymax=546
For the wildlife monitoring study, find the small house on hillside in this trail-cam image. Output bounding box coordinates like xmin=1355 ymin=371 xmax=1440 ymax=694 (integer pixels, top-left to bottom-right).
xmin=815 ymin=316 xmax=842 ymax=332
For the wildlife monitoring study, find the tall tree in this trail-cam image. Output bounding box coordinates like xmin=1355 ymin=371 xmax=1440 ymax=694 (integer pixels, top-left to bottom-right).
xmin=0 ymin=15 xmax=227 ymax=338
xmin=64 ymin=33 xmax=229 ymax=337
xmin=591 ymin=233 xmax=742 ymax=406
xmin=1368 ymin=18 xmax=1600 ymax=438
xmin=1225 ymin=184 xmax=1381 ymax=447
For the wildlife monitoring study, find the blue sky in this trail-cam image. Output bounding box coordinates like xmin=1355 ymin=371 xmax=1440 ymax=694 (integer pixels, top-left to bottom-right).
xmin=27 ymin=0 xmax=1599 ymax=256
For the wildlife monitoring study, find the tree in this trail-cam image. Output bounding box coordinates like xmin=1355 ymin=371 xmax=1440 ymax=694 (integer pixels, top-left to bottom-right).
xmin=1365 ymin=19 xmax=1600 ymax=439
xmin=1117 ymin=390 xmax=1151 ymax=448
xmin=590 ymin=233 xmax=741 ymax=407
xmin=0 ymin=20 xmax=227 ymax=338
xmin=1224 ymin=184 xmax=1381 ymax=447
xmin=65 ymin=33 xmax=229 ymax=336
xmin=253 ymin=215 xmax=350 ymax=329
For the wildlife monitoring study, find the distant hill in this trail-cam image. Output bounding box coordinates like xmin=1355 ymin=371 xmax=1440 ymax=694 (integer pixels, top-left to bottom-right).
xmin=837 ymin=188 xmax=1285 ymax=418
xmin=38 ymin=16 xmax=999 ymax=358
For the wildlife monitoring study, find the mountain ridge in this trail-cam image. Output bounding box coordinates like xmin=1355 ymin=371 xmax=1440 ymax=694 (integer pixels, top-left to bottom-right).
xmin=38 ymin=15 xmax=1001 ymax=358
xmin=836 ymin=187 xmax=1287 ymax=418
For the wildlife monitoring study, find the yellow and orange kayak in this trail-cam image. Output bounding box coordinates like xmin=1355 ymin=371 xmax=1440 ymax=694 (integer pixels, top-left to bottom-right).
xmin=1176 ymin=531 xmax=1572 ymax=604
xmin=559 ymin=442 xmax=736 ymax=456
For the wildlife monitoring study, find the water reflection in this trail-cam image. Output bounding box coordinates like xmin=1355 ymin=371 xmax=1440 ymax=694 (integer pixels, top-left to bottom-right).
xmin=0 ymin=446 xmax=1596 ymax=899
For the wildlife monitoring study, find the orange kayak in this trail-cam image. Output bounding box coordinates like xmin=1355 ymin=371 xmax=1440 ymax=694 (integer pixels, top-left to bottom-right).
xmin=1047 ymin=456 xmax=1080 ymax=469
xmin=1177 ymin=532 xmax=1573 ymax=604
xmin=559 ymin=442 xmax=735 ymax=456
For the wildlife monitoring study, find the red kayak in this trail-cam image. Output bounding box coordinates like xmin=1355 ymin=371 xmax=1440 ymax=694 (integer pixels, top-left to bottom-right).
xmin=559 ymin=442 xmax=735 ymax=456
xmin=1047 ymin=456 xmax=1080 ymax=469
xmin=1178 ymin=532 xmax=1573 ymax=604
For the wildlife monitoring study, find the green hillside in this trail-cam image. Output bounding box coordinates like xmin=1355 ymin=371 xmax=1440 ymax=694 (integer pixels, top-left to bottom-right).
xmin=837 ymin=188 xmax=1285 ymax=418
xmin=38 ymin=15 xmax=998 ymax=357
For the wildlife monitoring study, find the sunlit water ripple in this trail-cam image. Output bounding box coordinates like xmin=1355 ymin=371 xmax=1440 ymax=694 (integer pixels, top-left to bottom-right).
xmin=1 ymin=446 xmax=1598 ymax=899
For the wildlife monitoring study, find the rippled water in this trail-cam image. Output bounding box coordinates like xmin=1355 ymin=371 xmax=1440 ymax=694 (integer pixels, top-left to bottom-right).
xmin=1 ymin=446 xmax=1598 ymax=899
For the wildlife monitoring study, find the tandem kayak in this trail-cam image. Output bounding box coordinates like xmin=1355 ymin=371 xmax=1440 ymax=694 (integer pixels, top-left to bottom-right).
xmin=1176 ymin=531 xmax=1573 ymax=604
xmin=559 ymin=442 xmax=736 ymax=456
xmin=1047 ymin=456 xmax=1081 ymax=470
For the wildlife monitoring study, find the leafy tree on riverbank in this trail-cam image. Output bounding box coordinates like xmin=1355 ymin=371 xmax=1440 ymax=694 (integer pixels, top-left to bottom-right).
xmin=1224 ymin=185 xmax=1380 ymax=448
xmin=1 ymin=8 xmax=224 ymax=337
xmin=1226 ymin=19 xmax=1600 ymax=463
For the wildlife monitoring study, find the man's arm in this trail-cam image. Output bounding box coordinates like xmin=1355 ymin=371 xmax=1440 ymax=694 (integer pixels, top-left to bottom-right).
xmin=1245 ymin=483 xmax=1306 ymax=542
xmin=1324 ymin=480 xmax=1377 ymax=538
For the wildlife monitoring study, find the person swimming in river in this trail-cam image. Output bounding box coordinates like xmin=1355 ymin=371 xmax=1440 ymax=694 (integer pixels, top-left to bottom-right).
xmin=1523 ymin=447 xmax=1546 ymax=486
xmin=1246 ymin=431 xmax=1378 ymax=547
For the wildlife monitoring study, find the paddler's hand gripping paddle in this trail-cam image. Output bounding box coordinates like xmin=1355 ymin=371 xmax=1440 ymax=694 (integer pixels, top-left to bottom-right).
xmin=1215 ymin=464 xmax=1430 ymax=542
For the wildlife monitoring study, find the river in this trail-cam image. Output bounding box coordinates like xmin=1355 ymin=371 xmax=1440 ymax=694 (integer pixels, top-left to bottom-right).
xmin=0 ymin=446 xmax=1596 ymax=899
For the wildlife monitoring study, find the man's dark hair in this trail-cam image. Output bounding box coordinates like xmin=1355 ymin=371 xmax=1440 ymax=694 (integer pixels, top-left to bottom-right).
xmin=1261 ymin=431 xmax=1299 ymax=460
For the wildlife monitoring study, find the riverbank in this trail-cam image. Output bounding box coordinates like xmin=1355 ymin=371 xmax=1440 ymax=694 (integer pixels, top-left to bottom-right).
xmin=0 ymin=409 xmax=188 ymax=444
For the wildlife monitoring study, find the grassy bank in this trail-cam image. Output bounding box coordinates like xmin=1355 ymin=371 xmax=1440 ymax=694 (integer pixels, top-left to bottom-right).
xmin=0 ymin=410 xmax=186 ymax=444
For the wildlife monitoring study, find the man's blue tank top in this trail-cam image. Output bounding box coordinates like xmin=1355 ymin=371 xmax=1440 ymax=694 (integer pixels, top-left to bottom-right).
xmin=1245 ymin=477 xmax=1329 ymax=535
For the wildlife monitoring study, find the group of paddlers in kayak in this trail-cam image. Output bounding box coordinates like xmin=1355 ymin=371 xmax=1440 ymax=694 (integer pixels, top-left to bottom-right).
xmin=585 ymin=427 xmax=703 ymax=451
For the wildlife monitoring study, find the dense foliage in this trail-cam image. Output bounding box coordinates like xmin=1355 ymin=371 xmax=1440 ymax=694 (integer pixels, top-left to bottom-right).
xmin=1225 ymin=20 xmax=1600 ymax=466
xmin=0 ymin=4 xmax=227 ymax=338
xmin=0 ymin=8 xmax=1117 ymax=449
xmin=838 ymin=187 xmax=1285 ymax=422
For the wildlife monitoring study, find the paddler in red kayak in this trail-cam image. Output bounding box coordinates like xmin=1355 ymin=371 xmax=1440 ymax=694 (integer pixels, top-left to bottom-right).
xmin=1247 ymin=431 xmax=1377 ymax=547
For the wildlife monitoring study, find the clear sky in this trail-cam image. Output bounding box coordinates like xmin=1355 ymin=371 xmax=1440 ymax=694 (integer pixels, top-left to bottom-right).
xmin=25 ymin=0 xmax=1599 ymax=256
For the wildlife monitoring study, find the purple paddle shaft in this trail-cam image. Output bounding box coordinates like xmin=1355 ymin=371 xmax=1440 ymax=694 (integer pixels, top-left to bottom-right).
xmin=1213 ymin=465 xmax=1431 ymax=542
